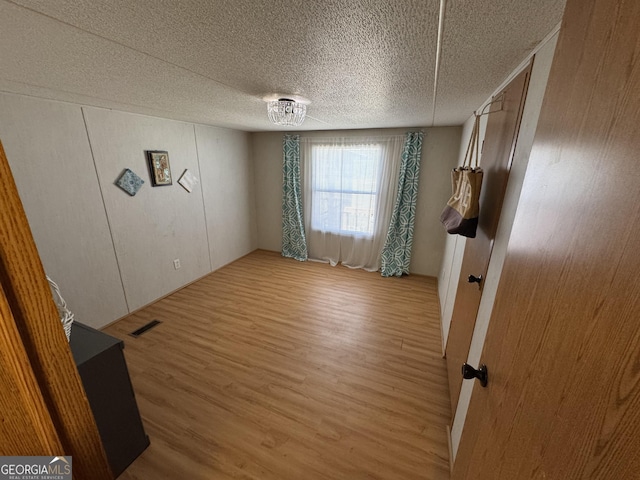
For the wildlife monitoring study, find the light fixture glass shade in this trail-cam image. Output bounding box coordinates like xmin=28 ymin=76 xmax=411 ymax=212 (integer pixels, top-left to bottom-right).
xmin=267 ymin=99 xmax=306 ymax=126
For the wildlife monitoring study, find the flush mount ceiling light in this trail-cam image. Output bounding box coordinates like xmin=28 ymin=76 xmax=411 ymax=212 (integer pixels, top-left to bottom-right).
xmin=266 ymin=98 xmax=307 ymax=126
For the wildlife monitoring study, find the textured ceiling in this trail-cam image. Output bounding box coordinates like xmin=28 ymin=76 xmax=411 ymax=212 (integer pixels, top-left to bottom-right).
xmin=0 ymin=0 xmax=565 ymax=131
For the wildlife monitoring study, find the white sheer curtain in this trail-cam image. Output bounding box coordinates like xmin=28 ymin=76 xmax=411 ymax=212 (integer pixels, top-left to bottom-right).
xmin=300 ymin=135 xmax=404 ymax=271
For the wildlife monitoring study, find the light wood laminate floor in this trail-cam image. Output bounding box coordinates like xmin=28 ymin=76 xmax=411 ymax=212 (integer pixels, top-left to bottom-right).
xmin=105 ymin=250 xmax=451 ymax=480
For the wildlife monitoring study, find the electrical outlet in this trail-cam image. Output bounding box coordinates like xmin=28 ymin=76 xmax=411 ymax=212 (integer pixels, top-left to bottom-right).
xmin=173 ymin=258 xmax=181 ymax=270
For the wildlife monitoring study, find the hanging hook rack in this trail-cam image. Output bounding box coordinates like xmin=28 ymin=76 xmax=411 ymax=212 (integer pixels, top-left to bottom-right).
xmin=475 ymin=92 xmax=506 ymax=117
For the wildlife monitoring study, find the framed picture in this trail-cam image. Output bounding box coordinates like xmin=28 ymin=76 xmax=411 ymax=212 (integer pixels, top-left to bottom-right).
xmin=146 ymin=150 xmax=172 ymax=186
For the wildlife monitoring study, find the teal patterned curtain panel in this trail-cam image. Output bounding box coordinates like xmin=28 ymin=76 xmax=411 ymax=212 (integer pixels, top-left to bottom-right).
xmin=380 ymin=132 xmax=424 ymax=277
xmin=282 ymin=135 xmax=308 ymax=261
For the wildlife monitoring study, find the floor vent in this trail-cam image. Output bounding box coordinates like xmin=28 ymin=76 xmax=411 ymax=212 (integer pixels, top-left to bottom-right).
xmin=129 ymin=319 xmax=162 ymax=338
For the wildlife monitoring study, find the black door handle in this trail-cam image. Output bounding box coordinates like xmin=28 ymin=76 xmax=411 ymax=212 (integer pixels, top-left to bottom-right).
xmin=462 ymin=363 xmax=488 ymax=387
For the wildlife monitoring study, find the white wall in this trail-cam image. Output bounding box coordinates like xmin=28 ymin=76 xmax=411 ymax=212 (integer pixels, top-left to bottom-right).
xmin=252 ymin=127 xmax=461 ymax=277
xmin=443 ymin=31 xmax=560 ymax=459
xmin=252 ymin=132 xmax=287 ymax=253
xmin=0 ymin=93 xmax=256 ymax=328
xmin=84 ymin=108 xmax=212 ymax=311
xmin=412 ymin=128 xmax=463 ymax=276
xmin=0 ymin=95 xmax=128 ymax=328
xmin=195 ymin=124 xmax=257 ymax=271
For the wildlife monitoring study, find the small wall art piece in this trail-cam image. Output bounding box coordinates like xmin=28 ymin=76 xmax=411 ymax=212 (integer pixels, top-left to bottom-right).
xmin=146 ymin=150 xmax=172 ymax=186
xmin=115 ymin=168 xmax=144 ymax=196
xmin=178 ymin=169 xmax=199 ymax=193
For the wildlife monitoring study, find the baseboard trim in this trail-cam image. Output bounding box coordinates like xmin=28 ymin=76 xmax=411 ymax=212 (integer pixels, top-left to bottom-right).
xmin=100 ymin=248 xmax=260 ymax=331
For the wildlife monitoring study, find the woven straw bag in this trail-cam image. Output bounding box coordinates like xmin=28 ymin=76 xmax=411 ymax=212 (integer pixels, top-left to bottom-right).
xmin=47 ymin=275 xmax=74 ymax=341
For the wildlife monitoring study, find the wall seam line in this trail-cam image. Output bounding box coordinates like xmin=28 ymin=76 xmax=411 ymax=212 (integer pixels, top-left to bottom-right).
xmin=430 ymin=0 xmax=447 ymax=126
xmin=193 ymin=124 xmax=213 ymax=271
xmin=81 ymin=107 xmax=131 ymax=312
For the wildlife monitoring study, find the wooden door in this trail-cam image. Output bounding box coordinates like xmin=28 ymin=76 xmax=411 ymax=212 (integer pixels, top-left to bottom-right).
xmin=445 ymin=63 xmax=531 ymax=412
xmin=452 ymin=0 xmax=640 ymax=478
xmin=0 ymin=140 xmax=113 ymax=479
xmin=0 ymin=284 xmax=64 ymax=454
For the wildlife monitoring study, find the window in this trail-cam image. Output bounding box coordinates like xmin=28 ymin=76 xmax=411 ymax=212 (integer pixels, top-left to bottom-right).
xmin=301 ymin=134 xmax=405 ymax=270
xmin=310 ymin=144 xmax=382 ymax=236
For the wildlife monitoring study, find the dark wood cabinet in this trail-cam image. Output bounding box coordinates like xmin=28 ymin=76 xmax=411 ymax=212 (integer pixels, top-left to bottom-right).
xmin=70 ymin=323 xmax=149 ymax=478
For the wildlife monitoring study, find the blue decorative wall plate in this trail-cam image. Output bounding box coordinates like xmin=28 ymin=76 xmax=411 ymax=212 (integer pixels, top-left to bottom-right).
xmin=116 ymin=168 xmax=144 ymax=196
